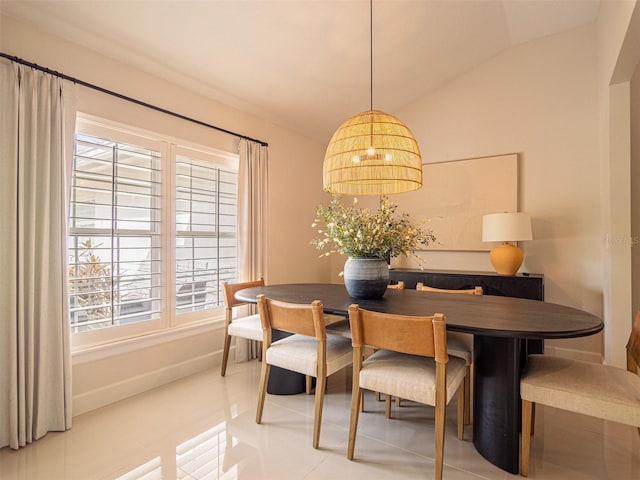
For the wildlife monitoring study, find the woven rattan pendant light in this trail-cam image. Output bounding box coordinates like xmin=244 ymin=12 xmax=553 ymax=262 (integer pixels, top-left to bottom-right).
xmin=323 ymin=0 xmax=422 ymax=196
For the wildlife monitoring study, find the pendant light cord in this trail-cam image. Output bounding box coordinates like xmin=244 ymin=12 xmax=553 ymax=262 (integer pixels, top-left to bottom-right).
xmin=370 ymin=0 xmax=373 ymax=111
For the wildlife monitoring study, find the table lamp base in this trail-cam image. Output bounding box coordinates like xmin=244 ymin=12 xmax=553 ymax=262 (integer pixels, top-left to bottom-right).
xmin=489 ymin=243 xmax=523 ymax=276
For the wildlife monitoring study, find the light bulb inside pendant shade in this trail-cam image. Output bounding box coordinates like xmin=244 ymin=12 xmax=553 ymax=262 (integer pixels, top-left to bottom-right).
xmin=323 ymin=109 xmax=423 ymax=195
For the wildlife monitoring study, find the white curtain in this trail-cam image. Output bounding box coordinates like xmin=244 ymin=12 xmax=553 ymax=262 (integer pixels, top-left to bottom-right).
xmin=236 ymin=139 xmax=268 ymax=362
xmin=0 ymin=60 xmax=76 ymax=449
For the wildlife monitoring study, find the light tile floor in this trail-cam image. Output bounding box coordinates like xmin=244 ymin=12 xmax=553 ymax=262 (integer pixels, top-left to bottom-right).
xmin=1 ymin=359 xmax=639 ymax=479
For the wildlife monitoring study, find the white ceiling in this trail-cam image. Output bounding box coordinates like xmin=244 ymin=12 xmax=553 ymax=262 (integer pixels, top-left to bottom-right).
xmin=1 ymin=0 xmax=601 ymax=143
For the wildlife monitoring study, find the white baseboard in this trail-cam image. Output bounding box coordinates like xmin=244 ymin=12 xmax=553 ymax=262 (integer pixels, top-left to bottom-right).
xmin=72 ymin=349 xmax=224 ymax=416
xmin=543 ymin=345 xmax=603 ymax=363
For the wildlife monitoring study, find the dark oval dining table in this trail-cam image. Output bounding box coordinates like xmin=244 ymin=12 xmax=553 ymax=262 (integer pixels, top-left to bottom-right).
xmin=235 ymin=283 xmax=603 ymax=474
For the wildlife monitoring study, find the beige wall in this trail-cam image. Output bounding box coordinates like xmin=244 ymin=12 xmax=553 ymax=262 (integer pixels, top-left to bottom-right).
xmin=393 ymin=24 xmax=603 ymax=359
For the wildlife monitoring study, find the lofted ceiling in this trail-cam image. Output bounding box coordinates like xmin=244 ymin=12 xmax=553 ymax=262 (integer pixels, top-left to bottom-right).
xmin=1 ymin=0 xmax=601 ymax=143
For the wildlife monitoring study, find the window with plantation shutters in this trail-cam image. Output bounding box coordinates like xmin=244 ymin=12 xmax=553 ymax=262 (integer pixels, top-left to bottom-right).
xmin=68 ymin=118 xmax=239 ymax=344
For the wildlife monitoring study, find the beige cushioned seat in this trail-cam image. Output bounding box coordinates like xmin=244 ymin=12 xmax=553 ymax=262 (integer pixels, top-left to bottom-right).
xmin=227 ymin=314 xmax=263 ymax=341
xmin=521 ymin=355 xmax=640 ymax=427
xmin=266 ymin=333 xmax=353 ymax=377
xmin=445 ymin=335 xmax=472 ymax=364
xmin=519 ymin=309 xmax=640 ymax=477
xmin=360 ymin=349 xmax=467 ymax=406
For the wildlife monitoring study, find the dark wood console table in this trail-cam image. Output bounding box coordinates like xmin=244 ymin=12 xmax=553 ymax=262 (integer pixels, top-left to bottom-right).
xmin=389 ymin=268 xmax=544 ymax=299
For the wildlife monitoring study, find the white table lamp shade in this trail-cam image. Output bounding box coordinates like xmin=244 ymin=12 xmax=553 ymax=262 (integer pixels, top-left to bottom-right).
xmin=482 ymin=212 xmax=532 ymax=243
xmin=482 ymin=212 xmax=532 ymax=276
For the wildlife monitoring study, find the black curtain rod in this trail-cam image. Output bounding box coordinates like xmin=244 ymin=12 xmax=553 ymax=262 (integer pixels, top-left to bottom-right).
xmin=0 ymin=52 xmax=268 ymax=147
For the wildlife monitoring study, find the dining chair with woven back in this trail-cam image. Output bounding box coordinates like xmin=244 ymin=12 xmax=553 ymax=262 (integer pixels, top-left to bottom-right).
xmin=413 ymin=282 xmax=483 ymax=425
xmin=255 ymin=294 xmax=353 ymax=449
xmin=519 ymin=310 xmax=640 ymax=476
xmin=346 ymin=304 xmax=467 ymax=480
xmin=220 ymin=278 xmax=265 ymax=377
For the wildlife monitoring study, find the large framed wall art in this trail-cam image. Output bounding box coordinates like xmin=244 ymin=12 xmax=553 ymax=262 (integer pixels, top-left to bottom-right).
xmin=392 ymin=153 xmax=518 ymax=251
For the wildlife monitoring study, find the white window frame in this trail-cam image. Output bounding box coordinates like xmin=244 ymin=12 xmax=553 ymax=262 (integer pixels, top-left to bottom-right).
xmin=70 ymin=116 xmax=238 ymax=349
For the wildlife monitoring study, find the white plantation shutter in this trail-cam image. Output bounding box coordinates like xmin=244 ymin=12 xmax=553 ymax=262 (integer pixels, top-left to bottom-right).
xmin=175 ymin=150 xmax=238 ymax=315
xmin=68 ymin=132 xmax=162 ymax=333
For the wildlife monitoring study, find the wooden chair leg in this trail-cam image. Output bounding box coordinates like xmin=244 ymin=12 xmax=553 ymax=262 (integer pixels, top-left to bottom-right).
xmin=396 ymin=396 xmax=401 ymax=407
xmin=348 ymin=387 xmax=362 ymax=460
xmin=220 ymin=334 xmax=232 ymax=376
xmin=312 ymin=376 xmax=326 ymax=449
xmin=256 ymin=362 xmax=271 ymax=424
xmin=376 ymin=391 xmax=382 ymax=401
xmin=434 ymin=362 xmax=447 ymax=480
xmin=306 ymin=375 xmax=312 ymax=395
xmin=521 ymin=399 xmax=533 ymax=477
xmin=531 ymin=403 xmax=536 ymax=436
xmin=463 ymin=366 xmax=471 ymax=425
xmin=385 ymin=394 xmax=392 ymax=419
xmin=456 ymin=384 xmax=464 ymax=440
xmin=435 ymin=398 xmax=445 ymax=480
